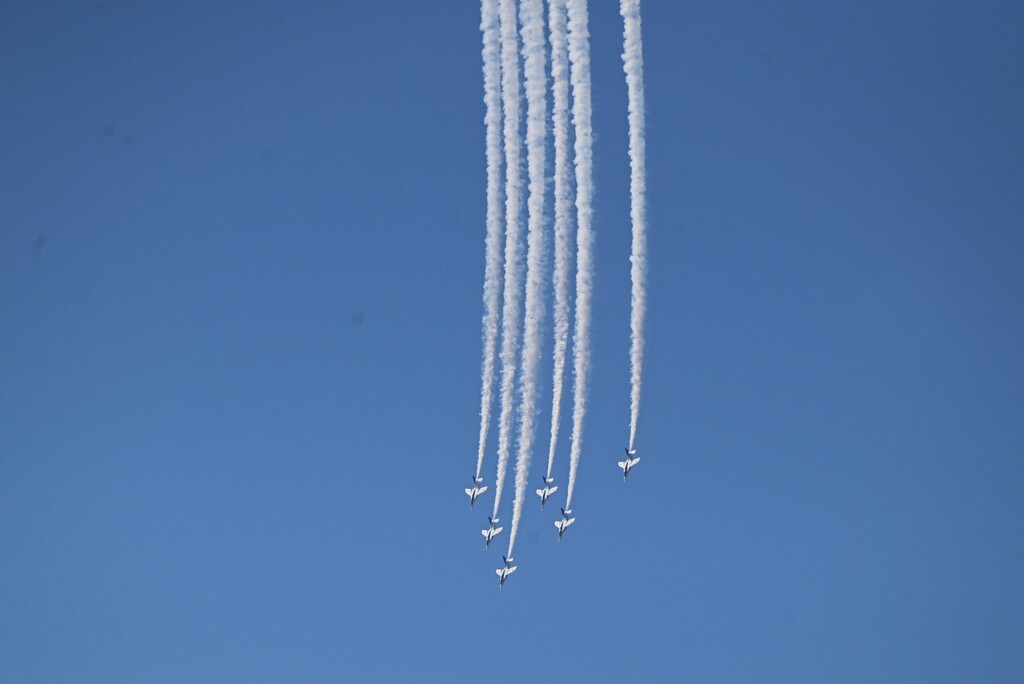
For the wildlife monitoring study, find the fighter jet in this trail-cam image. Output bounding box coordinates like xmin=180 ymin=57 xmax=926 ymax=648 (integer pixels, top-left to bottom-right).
xmin=535 ymin=476 xmax=558 ymax=508
xmin=465 ymin=476 xmax=488 ymax=508
xmin=553 ymin=507 xmax=576 ymax=541
xmin=496 ymin=555 xmax=517 ymax=589
xmin=481 ymin=516 xmax=503 ymax=549
xmin=618 ymin=448 xmax=641 ymax=480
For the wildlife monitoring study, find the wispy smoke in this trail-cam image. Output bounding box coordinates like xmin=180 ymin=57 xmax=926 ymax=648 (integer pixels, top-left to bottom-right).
xmin=620 ymin=0 xmax=648 ymax=452
xmin=507 ymin=0 xmax=548 ymax=557
xmin=564 ymin=0 xmax=595 ymax=513
xmin=474 ymin=0 xmax=505 ymax=481
xmin=491 ymin=0 xmax=525 ymax=520
xmin=544 ymin=0 xmax=574 ymax=484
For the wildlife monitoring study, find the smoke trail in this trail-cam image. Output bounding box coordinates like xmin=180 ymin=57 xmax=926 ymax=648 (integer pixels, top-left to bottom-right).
xmin=544 ymin=0 xmax=574 ymax=483
xmin=564 ymin=0 xmax=595 ymax=513
xmin=620 ymin=0 xmax=647 ymax=451
xmin=507 ymin=0 xmax=548 ymax=557
xmin=474 ymin=0 xmax=504 ymax=481
xmin=491 ymin=0 xmax=525 ymax=520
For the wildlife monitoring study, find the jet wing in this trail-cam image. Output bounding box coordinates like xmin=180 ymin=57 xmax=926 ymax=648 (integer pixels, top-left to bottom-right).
xmin=505 ymin=566 xmax=517 ymax=576
xmin=466 ymin=488 xmax=474 ymax=495
xmin=477 ymin=485 xmax=488 ymax=494
xmin=617 ymin=461 xmax=627 ymax=469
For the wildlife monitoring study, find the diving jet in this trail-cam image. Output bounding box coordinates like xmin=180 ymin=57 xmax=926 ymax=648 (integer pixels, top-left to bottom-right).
xmin=465 ymin=476 xmax=488 ymax=508
xmin=553 ymin=507 xmax=576 ymax=541
xmin=618 ymin=448 xmax=641 ymax=480
xmin=535 ymin=476 xmax=558 ymax=508
xmin=481 ymin=516 xmax=503 ymax=549
xmin=496 ymin=555 xmax=517 ymax=589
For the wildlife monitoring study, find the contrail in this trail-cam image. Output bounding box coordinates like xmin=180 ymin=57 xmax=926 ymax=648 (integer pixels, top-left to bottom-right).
xmin=507 ymin=0 xmax=548 ymax=557
xmin=564 ymin=0 xmax=595 ymax=513
xmin=544 ymin=0 xmax=574 ymax=484
xmin=473 ymin=0 xmax=504 ymax=482
xmin=620 ymin=0 xmax=648 ymax=452
xmin=491 ymin=0 xmax=525 ymax=520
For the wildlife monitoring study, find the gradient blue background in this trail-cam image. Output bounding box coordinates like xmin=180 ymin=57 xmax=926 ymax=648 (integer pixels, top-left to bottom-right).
xmin=2 ymin=1 xmax=1023 ymax=681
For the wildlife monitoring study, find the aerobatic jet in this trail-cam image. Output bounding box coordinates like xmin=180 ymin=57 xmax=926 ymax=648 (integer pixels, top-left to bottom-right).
xmin=496 ymin=555 xmax=517 ymax=589
xmin=481 ymin=516 xmax=503 ymax=549
xmin=465 ymin=476 xmax=488 ymax=508
xmin=618 ymin=448 xmax=641 ymax=480
xmin=535 ymin=476 xmax=558 ymax=508
xmin=553 ymin=507 xmax=576 ymax=540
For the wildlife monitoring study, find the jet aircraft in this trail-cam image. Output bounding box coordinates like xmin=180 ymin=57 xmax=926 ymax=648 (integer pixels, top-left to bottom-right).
xmin=618 ymin=448 xmax=641 ymax=480
xmin=482 ymin=516 xmax=503 ymax=548
xmin=465 ymin=476 xmax=488 ymax=508
xmin=535 ymin=476 xmax=558 ymax=508
xmin=496 ymin=555 xmax=517 ymax=589
xmin=553 ymin=507 xmax=576 ymax=540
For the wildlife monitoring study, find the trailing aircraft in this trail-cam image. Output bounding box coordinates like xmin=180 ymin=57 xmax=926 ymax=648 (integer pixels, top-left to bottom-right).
xmin=465 ymin=476 xmax=488 ymax=508
xmin=618 ymin=448 xmax=641 ymax=480
xmin=481 ymin=516 xmax=503 ymax=548
xmin=553 ymin=507 xmax=576 ymax=540
xmin=535 ymin=476 xmax=558 ymax=508
xmin=496 ymin=555 xmax=517 ymax=589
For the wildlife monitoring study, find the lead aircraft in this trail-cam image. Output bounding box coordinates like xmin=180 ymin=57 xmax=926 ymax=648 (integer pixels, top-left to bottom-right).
xmin=535 ymin=476 xmax=558 ymax=508
xmin=481 ymin=516 xmax=503 ymax=549
xmin=465 ymin=476 xmax=488 ymax=508
xmin=618 ymin=448 xmax=641 ymax=480
xmin=496 ymin=555 xmax=517 ymax=589
xmin=553 ymin=507 xmax=576 ymax=540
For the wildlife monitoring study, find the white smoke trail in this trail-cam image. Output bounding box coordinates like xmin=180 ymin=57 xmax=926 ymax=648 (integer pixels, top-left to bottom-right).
xmin=544 ymin=0 xmax=574 ymax=483
xmin=474 ymin=0 xmax=504 ymax=481
xmin=491 ymin=0 xmax=525 ymax=520
xmin=507 ymin=0 xmax=548 ymax=557
xmin=621 ymin=0 xmax=648 ymax=452
xmin=564 ymin=0 xmax=595 ymax=513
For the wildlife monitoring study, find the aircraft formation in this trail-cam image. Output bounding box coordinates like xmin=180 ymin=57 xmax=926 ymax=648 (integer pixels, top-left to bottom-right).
xmin=467 ymin=0 xmax=649 ymax=589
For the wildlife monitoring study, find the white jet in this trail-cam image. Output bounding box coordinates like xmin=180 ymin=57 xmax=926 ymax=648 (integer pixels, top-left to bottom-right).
xmin=496 ymin=555 xmax=517 ymax=589
xmin=465 ymin=476 xmax=488 ymax=509
xmin=618 ymin=448 xmax=641 ymax=480
xmin=553 ymin=507 xmax=576 ymax=541
xmin=535 ymin=476 xmax=558 ymax=508
xmin=481 ymin=516 xmax=503 ymax=549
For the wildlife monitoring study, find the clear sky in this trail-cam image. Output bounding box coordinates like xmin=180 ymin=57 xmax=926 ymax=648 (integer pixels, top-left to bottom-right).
xmin=2 ymin=1 xmax=1023 ymax=682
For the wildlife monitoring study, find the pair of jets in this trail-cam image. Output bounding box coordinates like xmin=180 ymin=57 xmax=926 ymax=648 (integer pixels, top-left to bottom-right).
xmin=466 ymin=475 xmax=558 ymax=510
xmin=492 ymin=508 xmax=573 ymax=588
xmin=482 ymin=506 xmax=574 ymax=549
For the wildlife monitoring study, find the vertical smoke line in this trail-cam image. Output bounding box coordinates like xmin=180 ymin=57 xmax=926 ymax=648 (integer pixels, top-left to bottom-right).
xmin=507 ymin=0 xmax=548 ymax=557
xmin=620 ymin=0 xmax=647 ymax=451
xmin=491 ymin=0 xmax=525 ymax=520
xmin=474 ymin=0 xmax=505 ymax=481
xmin=544 ymin=0 xmax=574 ymax=483
xmin=564 ymin=0 xmax=595 ymax=513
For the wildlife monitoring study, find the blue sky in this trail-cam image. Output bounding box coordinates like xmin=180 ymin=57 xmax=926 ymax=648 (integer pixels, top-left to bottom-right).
xmin=2 ymin=1 xmax=1023 ymax=681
